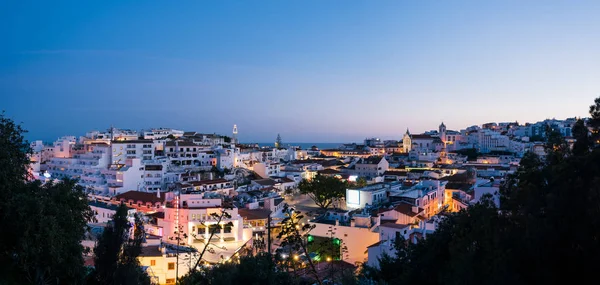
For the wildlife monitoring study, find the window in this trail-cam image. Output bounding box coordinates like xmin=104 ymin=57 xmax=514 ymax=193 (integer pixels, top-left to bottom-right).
xmin=224 ymin=224 xmax=232 ymax=233
xmin=166 ymin=278 xmax=176 ymax=284
xmin=168 ymin=262 xmax=175 ymax=270
xmin=150 ymin=260 xmax=156 ymax=266
xmin=209 ymin=224 xmax=219 ymax=234
xmin=198 ymin=226 xmax=206 ymax=235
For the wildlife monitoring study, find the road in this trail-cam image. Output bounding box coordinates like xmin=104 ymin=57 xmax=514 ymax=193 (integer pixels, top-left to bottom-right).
xmin=284 ymin=193 xmax=321 ymax=222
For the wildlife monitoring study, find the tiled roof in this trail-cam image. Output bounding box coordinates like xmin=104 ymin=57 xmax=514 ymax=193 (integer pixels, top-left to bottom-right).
xmin=280 ymin=177 xmax=295 ymax=183
xmin=238 ymin=208 xmax=272 ymax=220
xmin=357 ymin=156 xmax=383 ymax=164
xmin=253 ymin=179 xmax=279 ymax=186
xmin=318 ymin=169 xmax=342 ymax=175
xmin=393 ymin=202 xmax=423 ymax=217
xmin=115 ymin=191 xmax=165 ymax=204
xmin=145 ymin=212 xmax=165 ymax=219
xmin=411 ymin=135 xmax=433 ymax=139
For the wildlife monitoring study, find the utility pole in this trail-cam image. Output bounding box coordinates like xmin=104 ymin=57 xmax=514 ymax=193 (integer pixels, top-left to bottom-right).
xmin=267 ymin=214 xmax=272 ymax=255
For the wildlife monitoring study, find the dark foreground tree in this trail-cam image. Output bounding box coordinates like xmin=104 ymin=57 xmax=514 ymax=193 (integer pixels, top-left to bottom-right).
xmin=0 ymin=114 xmax=94 ymax=285
xmin=298 ymin=174 xmax=346 ymax=210
xmin=179 ymin=252 xmax=297 ymax=285
xmin=88 ymin=204 xmax=150 ymax=285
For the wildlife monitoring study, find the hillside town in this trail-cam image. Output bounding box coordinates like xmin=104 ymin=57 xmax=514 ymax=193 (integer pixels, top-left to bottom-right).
xmin=25 ymin=118 xmax=579 ymax=284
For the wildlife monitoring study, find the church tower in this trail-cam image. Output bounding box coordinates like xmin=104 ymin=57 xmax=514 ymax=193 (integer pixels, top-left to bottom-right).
xmin=402 ymin=129 xmax=412 ymax=153
xmin=439 ymin=122 xmax=447 ymax=144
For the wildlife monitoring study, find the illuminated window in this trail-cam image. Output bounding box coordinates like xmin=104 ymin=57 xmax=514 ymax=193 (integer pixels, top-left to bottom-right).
xmin=150 ymin=260 xmax=156 ymax=266
xmin=166 ymin=279 xmax=175 ymax=284
xmin=168 ymin=262 xmax=175 ymax=270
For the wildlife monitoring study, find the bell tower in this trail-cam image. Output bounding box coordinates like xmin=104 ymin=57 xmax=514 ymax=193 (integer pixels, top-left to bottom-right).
xmin=439 ymin=122 xmax=447 ymax=143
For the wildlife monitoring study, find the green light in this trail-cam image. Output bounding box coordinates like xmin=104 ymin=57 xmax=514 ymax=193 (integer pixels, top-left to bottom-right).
xmin=333 ymin=238 xmax=341 ymax=246
xmin=307 ymin=235 xmax=314 ymax=243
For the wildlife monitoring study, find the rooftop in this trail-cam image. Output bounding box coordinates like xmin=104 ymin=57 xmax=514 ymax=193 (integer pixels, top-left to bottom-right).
xmin=238 ymin=208 xmax=272 ymax=220
xmin=393 ymin=202 xmax=423 ymax=217
xmin=140 ymin=245 xmax=163 ymax=257
xmin=253 ymin=178 xmax=279 ymax=186
xmin=348 ymin=183 xmax=387 ymax=191
xmin=380 ymin=223 xmax=410 ymax=230
xmin=88 ymin=200 xmax=121 ymax=211
xmin=115 ymin=191 xmax=165 ymax=205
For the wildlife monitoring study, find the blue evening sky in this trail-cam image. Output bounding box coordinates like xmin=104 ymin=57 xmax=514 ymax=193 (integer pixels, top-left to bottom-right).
xmin=1 ymin=1 xmax=599 ymax=143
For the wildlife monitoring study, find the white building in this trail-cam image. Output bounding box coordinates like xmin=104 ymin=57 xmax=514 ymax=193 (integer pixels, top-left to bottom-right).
xmin=111 ymin=139 xmax=155 ymax=164
xmin=353 ymin=156 xmax=389 ymax=178
xmin=47 ymin=143 xmax=111 ymax=180
xmin=142 ymin=128 xmax=184 ymax=140
xmin=252 ymin=162 xmax=282 ymax=178
xmin=157 ymin=194 xmax=253 ymax=263
xmin=164 ymin=141 xmax=215 ymax=168
xmin=346 ymin=183 xmax=388 ymax=209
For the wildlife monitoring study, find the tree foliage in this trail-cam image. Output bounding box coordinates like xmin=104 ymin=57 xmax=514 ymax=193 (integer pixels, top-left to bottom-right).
xmin=88 ymin=205 xmax=151 ymax=285
xmin=179 ymin=253 xmax=296 ymax=285
xmin=276 ymin=206 xmax=322 ymax=285
xmin=298 ymin=174 xmax=346 ymax=210
xmin=571 ymin=119 xmax=590 ymax=155
xmin=0 ymin=114 xmax=94 ymax=285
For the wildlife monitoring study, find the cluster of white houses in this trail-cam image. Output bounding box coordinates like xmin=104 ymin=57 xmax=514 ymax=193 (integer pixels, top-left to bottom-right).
xmin=29 ymin=118 xmax=578 ymax=284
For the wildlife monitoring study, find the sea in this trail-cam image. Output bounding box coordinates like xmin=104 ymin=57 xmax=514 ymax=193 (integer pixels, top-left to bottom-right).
xmin=252 ymin=142 xmax=344 ymax=150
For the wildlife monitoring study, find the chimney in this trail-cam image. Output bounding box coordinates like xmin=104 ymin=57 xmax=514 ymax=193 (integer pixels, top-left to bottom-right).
xmin=412 ymin=206 xmax=419 ymax=214
xmin=350 ymin=219 xmax=355 ymax=227
xmin=335 ymin=219 xmax=339 ymax=226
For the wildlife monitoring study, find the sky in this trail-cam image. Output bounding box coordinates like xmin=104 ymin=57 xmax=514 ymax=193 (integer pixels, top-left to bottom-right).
xmin=1 ymin=1 xmax=600 ymax=143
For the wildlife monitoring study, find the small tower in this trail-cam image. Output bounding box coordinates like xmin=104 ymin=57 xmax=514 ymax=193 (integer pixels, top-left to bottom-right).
xmin=439 ymin=122 xmax=447 ymax=143
xmin=232 ymin=124 xmax=238 ymax=144
xmin=402 ymin=129 xmax=412 ymax=153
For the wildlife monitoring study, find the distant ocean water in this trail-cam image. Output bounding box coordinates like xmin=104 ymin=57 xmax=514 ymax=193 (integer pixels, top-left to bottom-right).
xmin=253 ymin=142 xmax=344 ymax=150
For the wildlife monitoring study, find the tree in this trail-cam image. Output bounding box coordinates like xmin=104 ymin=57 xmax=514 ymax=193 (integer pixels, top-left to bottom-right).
xmin=0 ymin=113 xmax=94 ymax=285
xmin=572 ymin=119 xmax=590 ymax=155
xmin=179 ymin=252 xmax=296 ymax=285
xmin=275 ymin=134 xmax=283 ymax=149
xmin=355 ymin=177 xmax=367 ymax=188
xmin=298 ymin=174 xmax=346 ymax=210
xmin=277 ymin=206 xmax=322 ymax=285
xmin=589 ymin=97 xmax=600 ymax=142
xmin=88 ymin=204 xmax=151 ymax=285
xmin=188 ymin=208 xmax=234 ymax=274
